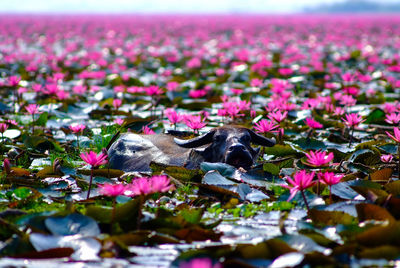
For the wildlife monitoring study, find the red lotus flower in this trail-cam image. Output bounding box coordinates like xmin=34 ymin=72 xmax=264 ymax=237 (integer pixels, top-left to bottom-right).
xmin=98 ymin=183 xmax=126 ymax=197
xmin=113 ymin=99 xmax=122 ymax=110
xmin=305 ymin=150 xmax=334 ymax=167
xmin=305 ymin=118 xmax=323 ymax=129
xmin=381 ymin=154 xmax=393 ymax=163
xmin=386 ymin=127 xmax=400 ymax=143
xmin=0 ymin=123 xmax=8 ymax=133
xmin=142 ymin=126 xmax=155 ymax=135
xmin=125 ymin=175 xmax=174 ymax=197
xmin=165 ymin=108 xmax=182 ymax=125
xmin=25 ymin=104 xmax=40 ymax=115
xmin=385 ymin=113 xmax=400 ymax=125
xmin=254 ymin=119 xmax=279 ymax=134
xmin=114 ymin=118 xmax=124 ymax=126
xmin=342 ymin=113 xmax=365 ymax=127
xmin=268 ymin=110 xmax=288 ymax=123
xmin=80 ymin=151 xmax=108 ymax=168
xmin=69 ymin=124 xmax=86 ymax=134
xmin=282 ymin=170 xmax=316 ymax=202
xmin=318 ymin=172 xmax=343 ymax=186
xmin=184 ymin=115 xmax=207 ymax=132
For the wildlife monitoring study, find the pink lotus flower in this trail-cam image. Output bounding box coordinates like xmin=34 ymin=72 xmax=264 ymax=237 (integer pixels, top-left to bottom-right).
xmin=69 ymin=124 xmax=86 ymax=134
xmin=145 ymin=85 xmax=163 ymax=96
xmin=184 ymin=115 xmax=207 ymax=132
xmin=267 ymin=110 xmax=288 ymax=123
xmin=125 ymin=177 xmax=152 ymax=196
xmin=254 ymin=119 xmax=279 ymax=134
xmin=142 ymin=126 xmax=155 ymax=135
xmin=149 ymin=175 xmax=175 ymax=193
xmin=381 ymin=154 xmax=393 ymax=163
xmin=305 ymin=150 xmax=334 ymax=167
xmin=305 ymin=118 xmax=323 ymax=129
xmin=113 ymin=99 xmax=122 ymax=110
xmin=342 ymin=113 xmax=365 ymax=127
xmin=250 ymin=78 xmax=262 ymax=87
xmin=3 ymin=158 xmax=11 ymax=174
xmin=0 ymin=123 xmax=8 ymax=133
xmin=180 ymin=258 xmax=221 ymax=268
xmin=80 ymin=151 xmax=108 ymax=168
xmin=81 ymin=150 xmax=108 ymax=199
xmin=386 ymin=127 xmax=400 ymax=143
xmin=166 ymin=81 xmax=179 ymax=91
xmin=25 ymin=104 xmax=40 ymax=115
xmin=124 ymin=175 xmax=174 ymax=197
xmin=281 ymin=170 xmax=316 ymax=209
xmin=114 ymin=118 xmax=124 ymax=126
xmin=318 ymin=171 xmax=343 ymax=201
xmin=165 ymin=108 xmax=182 ymax=126
xmin=318 ymin=171 xmax=343 ymax=186
xmin=188 ymin=89 xmax=207 ymax=98
xmin=385 ymin=113 xmax=400 ymax=125
xmin=333 ymin=107 xmax=345 ymax=117
xmin=98 ymin=183 xmax=126 ymax=197
xmin=8 ymin=76 xmax=21 ymax=87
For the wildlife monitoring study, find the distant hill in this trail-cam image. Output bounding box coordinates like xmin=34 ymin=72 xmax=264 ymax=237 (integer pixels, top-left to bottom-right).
xmin=305 ymin=0 xmax=400 ymax=13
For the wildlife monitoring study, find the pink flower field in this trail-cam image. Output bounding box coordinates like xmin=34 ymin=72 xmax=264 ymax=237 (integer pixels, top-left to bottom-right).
xmin=1 ymin=14 xmax=400 ymax=266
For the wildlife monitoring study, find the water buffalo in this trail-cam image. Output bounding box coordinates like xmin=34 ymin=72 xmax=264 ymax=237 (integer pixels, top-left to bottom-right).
xmin=107 ymin=126 xmax=275 ymax=172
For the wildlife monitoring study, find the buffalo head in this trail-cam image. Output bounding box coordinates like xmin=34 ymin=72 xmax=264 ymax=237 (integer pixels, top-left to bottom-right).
xmin=174 ymin=126 xmax=275 ymax=169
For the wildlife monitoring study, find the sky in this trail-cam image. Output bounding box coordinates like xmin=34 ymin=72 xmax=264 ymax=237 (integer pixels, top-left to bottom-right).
xmin=0 ymin=0 xmax=398 ymax=13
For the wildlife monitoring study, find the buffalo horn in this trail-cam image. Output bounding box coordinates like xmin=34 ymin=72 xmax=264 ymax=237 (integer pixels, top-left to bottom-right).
xmin=174 ymin=130 xmax=215 ymax=148
xmin=248 ymin=129 xmax=276 ymax=147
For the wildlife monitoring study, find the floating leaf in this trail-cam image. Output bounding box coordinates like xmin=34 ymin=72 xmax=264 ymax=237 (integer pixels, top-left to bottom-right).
xmin=200 ymin=162 xmax=236 ymax=177
xmin=150 ymin=162 xmax=204 ymax=182
xmin=308 ymin=209 xmax=357 ymax=226
xmin=364 ymin=108 xmax=385 ymax=124
xmin=292 ymin=138 xmax=326 ymax=151
xmin=356 ymin=203 xmax=396 ymax=223
xmin=264 ymin=144 xmax=301 ymax=157
xmin=78 ymin=168 xmax=124 ymax=179
xmin=263 ymin=163 xmax=280 ymax=176
xmin=44 ymin=213 xmax=100 ymax=236
xmin=29 ymin=233 xmax=101 ymax=260
xmin=356 ymin=222 xmax=400 ymax=247
xmin=367 ymin=168 xmax=393 ymax=182
xmin=384 ymin=181 xmax=400 ymax=196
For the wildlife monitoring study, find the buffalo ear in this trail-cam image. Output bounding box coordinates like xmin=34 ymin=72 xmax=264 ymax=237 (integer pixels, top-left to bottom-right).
xmin=174 ymin=130 xmax=215 ymax=148
xmin=248 ymin=129 xmax=276 ymax=147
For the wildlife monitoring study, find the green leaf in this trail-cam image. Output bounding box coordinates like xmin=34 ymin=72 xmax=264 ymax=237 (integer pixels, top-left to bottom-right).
xmin=292 ymin=138 xmax=326 ymax=151
xmin=44 ymin=213 xmax=100 ymax=236
xmin=308 ymin=209 xmax=357 ymax=226
xmin=356 ymin=203 xmax=396 ymax=223
xmin=364 ymin=108 xmax=385 ymax=124
xmin=200 ymin=162 xmax=236 ymax=177
xmin=150 ymin=162 xmax=204 ymax=182
xmin=35 ymin=112 xmax=48 ymax=127
xmin=264 ymin=144 xmax=302 ymax=157
xmin=263 ymin=163 xmax=280 ymax=175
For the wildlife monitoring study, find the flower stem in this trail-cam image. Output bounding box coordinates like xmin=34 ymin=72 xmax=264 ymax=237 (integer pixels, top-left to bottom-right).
xmin=300 ymin=190 xmax=310 ymax=212
xmin=137 ymin=195 xmax=143 ymax=230
xmin=329 ymin=185 xmax=333 ymax=203
xmin=111 ymin=197 xmax=116 ymax=234
xmin=398 ymin=144 xmax=400 ymax=178
xmin=348 ymin=126 xmax=354 ymax=148
xmin=87 ymin=168 xmax=94 ymax=199
xmin=31 ymin=114 xmax=35 ymax=134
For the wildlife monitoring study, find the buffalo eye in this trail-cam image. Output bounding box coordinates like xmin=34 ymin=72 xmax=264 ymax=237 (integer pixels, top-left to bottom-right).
xmin=214 ymin=134 xmax=225 ymax=143
xmin=241 ymin=134 xmax=251 ymax=143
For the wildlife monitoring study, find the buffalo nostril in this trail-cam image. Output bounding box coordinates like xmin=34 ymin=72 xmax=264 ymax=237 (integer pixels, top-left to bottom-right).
xmin=229 ymin=144 xmax=246 ymax=152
